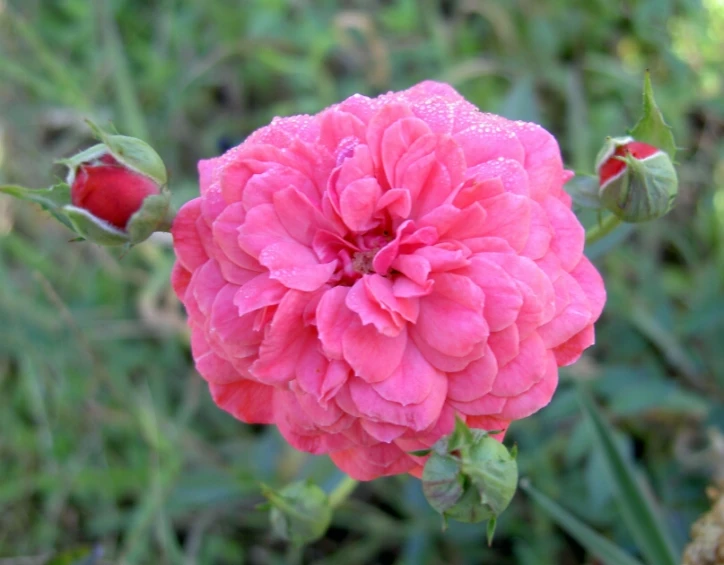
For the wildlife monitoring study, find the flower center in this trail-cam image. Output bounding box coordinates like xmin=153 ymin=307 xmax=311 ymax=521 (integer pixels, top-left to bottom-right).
xmin=331 ymin=225 xmax=395 ymax=285
xmin=352 ymin=248 xmax=379 ymax=274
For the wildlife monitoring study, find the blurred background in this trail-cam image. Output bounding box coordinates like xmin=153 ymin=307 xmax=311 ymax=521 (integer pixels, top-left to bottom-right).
xmin=1 ymin=0 xmax=723 ymax=564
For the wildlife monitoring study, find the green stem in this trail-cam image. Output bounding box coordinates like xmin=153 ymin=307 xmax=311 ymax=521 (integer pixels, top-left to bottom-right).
xmin=285 ymin=544 xmax=303 ymax=565
xmin=328 ymin=475 xmax=359 ymax=509
xmin=585 ymin=214 xmax=622 ymax=245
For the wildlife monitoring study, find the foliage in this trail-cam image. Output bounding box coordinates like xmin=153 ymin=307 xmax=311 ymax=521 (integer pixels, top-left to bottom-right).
xmin=1 ymin=0 xmax=723 ymax=563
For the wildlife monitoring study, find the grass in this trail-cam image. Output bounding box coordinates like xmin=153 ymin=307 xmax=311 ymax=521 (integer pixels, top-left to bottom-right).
xmin=1 ymin=0 xmax=723 ymax=563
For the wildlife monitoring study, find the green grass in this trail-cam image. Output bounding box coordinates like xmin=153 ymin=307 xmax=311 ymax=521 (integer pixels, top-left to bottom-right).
xmin=1 ymin=0 xmax=723 ymax=563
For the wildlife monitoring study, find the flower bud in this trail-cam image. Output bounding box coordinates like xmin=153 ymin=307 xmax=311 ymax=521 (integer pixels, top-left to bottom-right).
xmin=70 ymin=153 xmax=161 ymax=230
xmin=1 ymin=123 xmax=172 ymax=246
xmin=261 ymin=481 xmax=332 ymax=546
xmin=421 ymin=419 xmax=518 ymax=542
xmin=57 ymin=127 xmax=172 ymax=246
xmin=595 ymin=136 xmax=678 ymax=223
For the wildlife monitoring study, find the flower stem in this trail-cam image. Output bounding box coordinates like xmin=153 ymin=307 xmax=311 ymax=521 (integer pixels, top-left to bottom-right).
xmin=328 ymin=475 xmax=359 ymax=509
xmin=585 ymin=214 xmax=622 ymax=245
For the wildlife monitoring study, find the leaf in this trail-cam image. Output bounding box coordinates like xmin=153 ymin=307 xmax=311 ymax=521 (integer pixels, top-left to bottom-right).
xmin=564 ymin=175 xmax=603 ymax=209
xmin=628 ymin=301 xmax=701 ymax=384
xmin=521 ymin=479 xmax=646 ymax=565
xmin=577 ymin=386 xmax=680 ymax=565
xmin=565 ymin=66 xmax=591 ymax=173
xmin=500 ymin=74 xmax=541 ymax=123
xmin=47 ymin=546 xmax=103 ymax=565
xmin=629 ymin=72 xmax=677 ymax=159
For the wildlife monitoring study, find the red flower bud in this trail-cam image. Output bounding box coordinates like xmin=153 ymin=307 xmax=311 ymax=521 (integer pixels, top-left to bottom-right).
xmin=597 ymin=140 xmax=660 ymax=188
xmin=58 ymin=125 xmax=172 ymax=246
xmin=1 ymin=122 xmax=172 ymax=247
xmin=71 ymin=154 xmax=161 ymax=230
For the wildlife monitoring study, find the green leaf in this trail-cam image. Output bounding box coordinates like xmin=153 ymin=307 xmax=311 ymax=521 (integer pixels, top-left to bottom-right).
xmin=47 ymin=545 xmax=103 ymax=565
xmin=521 ymin=480 xmax=646 ymax=565
xmin=500 ymin=74 xmax=541 ymax=123
xmin=577 ymin=386 xmax=680 ymax=565
xmin=629 ymin=72 xmax=677 ymax=159
xmin=564 ymin=175 xmax=603 ymax=209
xmin=565 ymin=66 xmax=591 ymax=173
xmin=627 ymin=301 xmax=701 ymax=384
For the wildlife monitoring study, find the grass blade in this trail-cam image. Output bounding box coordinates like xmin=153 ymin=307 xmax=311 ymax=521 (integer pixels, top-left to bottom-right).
xmin=4 ymin=8 xmax=91 ymax=108
xmin=521 ymin=479 xmax=646 ymax=565
xmin=97 ymin=0 xmax=150 ymax=140
xmin=578 ymin=386 xmax=679 ymax=565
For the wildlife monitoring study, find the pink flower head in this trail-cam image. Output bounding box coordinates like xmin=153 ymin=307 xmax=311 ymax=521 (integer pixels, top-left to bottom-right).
xmin=171 ymin=81 xmax=606 ymax=480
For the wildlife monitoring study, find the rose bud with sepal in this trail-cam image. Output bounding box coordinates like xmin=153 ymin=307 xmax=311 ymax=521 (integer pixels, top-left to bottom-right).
xmin=260 ymin=481 xmax=332 ymax=546
xmin=595 ymin=136 xmax=678 ymax=223
xmin=420 ymin=418 xmax=518 ymax=544
xmin=59 ymin=123 xmax=172 ymax=246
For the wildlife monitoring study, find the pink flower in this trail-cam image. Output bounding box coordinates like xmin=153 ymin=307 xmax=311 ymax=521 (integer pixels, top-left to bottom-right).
xmin=171 ymin=81 xmax=606 ymax=480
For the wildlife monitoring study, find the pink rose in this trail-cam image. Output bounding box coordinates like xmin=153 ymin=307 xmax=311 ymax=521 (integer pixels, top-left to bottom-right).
xmin=171 ymin=81 xmax=606 ymax=480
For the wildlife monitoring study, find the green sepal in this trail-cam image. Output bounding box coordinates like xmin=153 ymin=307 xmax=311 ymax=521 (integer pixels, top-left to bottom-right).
xmin=440 ymin=513 xmax=449 ymax=532
xmin=409 ymin=449 xmax=432 ymax=457
xmin=55 ymin=144 xmax=107 ymax=185
xmin=1 ymin=182 xmax=72 ymax=210
xmin=486 ymin=516 xmax=497 ymax=547
xmin=595 ymin=136 xmax=634 ymax=172
xmin=629 ymin=72 xmax=677 ymax=160
xmin=600 ymin=150 xmax=678 ymax=223
xmin=63 ymin=205 xmax=130 ymax=246
xmin=421 ymin=452 xmax=465 ymax=514
xmin=422 ymin=419 xmax=518 ymax=531
xmin=440 ymin=415 xmax=475 ymax=454
xmin=462 ymin=436 xmax=518 ymax=518
xmin=441 ymin=479 xmax=496 ymax=523
xmin=85 ymin=120 xmax=168 ymax=185
xmin=262 ymin=480 xmax=332 ymax=546
xmin=1 ymin=182 xmax=75 ymax=230
xmin=126 ymin=192 xmax=173 ymax=244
